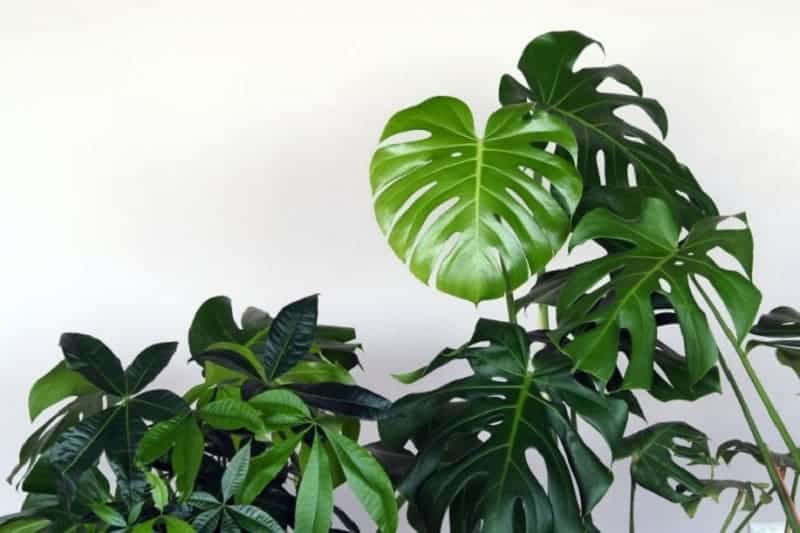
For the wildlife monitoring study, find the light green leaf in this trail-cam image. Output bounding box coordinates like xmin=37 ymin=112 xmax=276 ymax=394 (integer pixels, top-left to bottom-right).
xmin=199 ymin=400 xmax=265 ymax=436
xmin=248 ymin=389 xmax=310 ymax=428
xmin=0 ymin=519 xmax=51 ymax=533
xmin=173 ymin=416 xmax=204 ymax=497
xmin=90 ymin=503 xmax=127 ymax=527
xmin=137 ymin=415 xmax=186 ymax=464
xmin=222 ymin=443 xmax=251 ymax=503
xmin=164 ymin=516 xmax=196 ymax=533
xmin=323 ymin=428 xmax=397 ymax=533
xmin=239 ymin=432 xmax=305 ymax=505
xmin=145 ymin=470 xmax=169 ymax=512
xmin=277 ymin=360 xmax=354 ymax=385
xmin=370 ymin=96 xmax=582 ymax=303
xmin=28 ymin=361 xmax=98 ymax=421
xmin=295 ymin=434 xmax=333 ymax=533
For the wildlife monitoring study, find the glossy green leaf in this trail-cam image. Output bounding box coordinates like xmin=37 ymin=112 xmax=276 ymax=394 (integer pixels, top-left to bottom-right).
xmin=45 ymin=407 xmax=118 ymax=475
xmin=370 ymin=96 xmax=582 ymax=303
xmin=0 ymin=518 xmax=50 ymax=533
xmin=129 ymin=389 xmax=189 ymax=423
xmin=295 ymin=434 xmax=333 ymax=533
xmin=239 ymin=432 xmax=305 ymax=505
xmin=125 ymin=342 xmax=178 ymax=394
xmin=555 ymin=198 xmax=760 ymax=388
xmin=60 ymin=333 xmax=126 ymax=395
xmin=194 ymin=343 xmax=265 ymax=382
xmin=227 ymin=505 xmax=284 ymax=533
xmin=189 ymin=296 xmax=251 ymax=356
xmin=173 ymin=416 xmax=204 ymax=497
xmin=192 ymin=509 xmax=221 ymax=533
xmin=248 ymin=389 xmax=310 ymax=427
xmin=90 ymin=503 xmax=126 ymax=527
xmin=136 ymin=415 xmax=186 ymax=464
xmin=222 ymin=443 xmax=251 ymax=503
xmin=200 ymin=399 xmax=265 ymax=436
xmin=614 ymin=422 xmax=716 ymax=506
xmin=288 ymin=383 xmax=391 ymax=420
xmin=106 ymin=412 xmax=147 ymax=506
xmin=324 ymin=428 xmax=397 ymax=533
xmin=188 ymin=491 xmax=221 ymax=510
xmin=164 ymin=517 xmax=196 ymax=533
xmin=499 ymin=30 xmax=716 ymax=227
xmin=28 ymin=362 xmax=98 ymax=422
xmin=262 ymin=295 xmax=318 ymax=380
xmin=381 ymin=319 xmax=627 ymax=533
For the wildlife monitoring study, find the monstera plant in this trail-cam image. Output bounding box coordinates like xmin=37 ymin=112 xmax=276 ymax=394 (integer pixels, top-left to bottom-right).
xmin=2 ymin=29 xmax=799 ymax=533
xmin=370 ymin=30 xmax=800 ymax=532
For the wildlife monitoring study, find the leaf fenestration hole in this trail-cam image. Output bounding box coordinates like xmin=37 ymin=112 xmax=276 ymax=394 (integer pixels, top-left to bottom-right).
xmin=715 ymin=217 xmax=747 ymax=231
xmin=596 ymin=150 xmax=607 ymax=186
xmin=658 ymin=278 xmax=672 ymax=294
xmin=380 ymin=129 xmax=431 ymax=146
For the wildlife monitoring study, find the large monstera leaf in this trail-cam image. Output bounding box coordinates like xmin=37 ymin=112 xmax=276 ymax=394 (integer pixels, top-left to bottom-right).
xmin=499 ymin=31 xmax=717 ymax=227
xmin=379 ymin=319 xmax=628 ymax=533
xmin=554 ymin=198 xmax=760 ymax=389
xmin=370 ymin=96 xmax=583 ymax=303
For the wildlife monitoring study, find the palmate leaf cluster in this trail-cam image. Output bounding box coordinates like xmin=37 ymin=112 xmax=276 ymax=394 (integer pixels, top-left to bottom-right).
xmin=2 ymin=295 xmax=396 ymax=533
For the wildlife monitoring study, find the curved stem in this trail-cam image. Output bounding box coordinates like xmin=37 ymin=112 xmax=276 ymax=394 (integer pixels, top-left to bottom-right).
xmin=692 ymin=278 xmax=800 ymax=477
xmin=629 ymin=473 xmax=636 ymax=533
xmin=721 ymin=489 xmax=744 ymax=532
xmin=716 ymin=349 xmax=800 ymax=531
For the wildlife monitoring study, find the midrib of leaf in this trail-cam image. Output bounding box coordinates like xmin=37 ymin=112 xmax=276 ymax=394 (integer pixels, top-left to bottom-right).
xmin=63 ymin=406 xmax=118 ymax=472
xmin=473 ymin=139 xmax=485 ymax=249
xmin=268 ymin=322 xmax=300 ymax=380
xmin=495 ymin=370 xmax=534 ymax=501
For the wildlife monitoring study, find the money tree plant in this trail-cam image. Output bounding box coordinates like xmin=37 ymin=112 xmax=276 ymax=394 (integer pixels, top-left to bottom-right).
xmin=369 ymin=30 xmax=800 ymax=532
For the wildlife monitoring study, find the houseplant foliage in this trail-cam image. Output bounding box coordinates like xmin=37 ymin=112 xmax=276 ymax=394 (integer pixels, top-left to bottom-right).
xmin=3 ymin=28 xmax=800 ymax=533
xmin=1 ymin=295 xmax=397 ymax=532
xmin=370 ymin=30 xmax=800 ymax=532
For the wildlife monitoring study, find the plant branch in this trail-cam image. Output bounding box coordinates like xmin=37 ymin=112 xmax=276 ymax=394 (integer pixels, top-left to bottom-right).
xmin=629 ymin=473 xmax=636 ymax=533
xmin=734 ymin=488 xmax=776 ymax=533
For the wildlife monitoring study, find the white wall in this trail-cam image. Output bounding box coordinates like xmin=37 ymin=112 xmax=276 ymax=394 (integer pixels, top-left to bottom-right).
xmin=2 ymin=1 xmax=799 ymax=531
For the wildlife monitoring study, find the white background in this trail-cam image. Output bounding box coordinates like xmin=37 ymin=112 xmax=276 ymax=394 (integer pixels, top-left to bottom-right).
xmin=2 ymin=1 xmax=799 ymax=531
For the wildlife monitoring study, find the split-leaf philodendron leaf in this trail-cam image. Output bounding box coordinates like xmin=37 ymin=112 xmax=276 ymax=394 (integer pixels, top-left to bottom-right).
xmin=749 ymin=306 xmax=800 ymax=378
xmin=380 ymin=319 xmax=627 ymax=533
xmin=499 ymin=30 xmax=717 ymax=227
xmin=554 ymin=197 xmax=760 ymax=389
xmin=370 ymin=96 xmax=582 ymax=303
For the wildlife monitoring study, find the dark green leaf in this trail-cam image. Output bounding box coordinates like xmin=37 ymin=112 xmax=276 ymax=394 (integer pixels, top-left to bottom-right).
xmin=499 ymin=30 xmax=716 ymax=227
xmin=130 ymin=389 xmax=189 ymax=422
xmin=125 ymin=342 xmax=178 ymax=394
xmin=192 ymin=509 xmax=221 ymax=533
xmin=381 ymin=319 xmax=627 ymax=533
xmin=188 ymin=491 xmax=221 ymax=510
xmin=717 ymin=439 xmax=796 ymax=471
xmin=106 ymin=413 xmax=147 ymax=506
xmin=288 ymin=383 xmax=390 ymax=420
xmin=749 ymin=306 xmax=800 ymax=378
xmin=370 ymin=96 xmax=582 ymax=303
xmin=295 ymin=434 xmax=333 ymax=533
xmin=45 ymin=407 xmax=118 ymax=475
xmin=222 ymin=443 xmax=251 ymax=503
xmin=28 ymin=362 xmax=98 ymax=422
xmin=60 ymin=333 xmax=126 ymax=395
xmin=193 ymin=345 xmax=264 ymax=383
xmin=555 ymin=198 xmax=760 ymax=388
xmin=227 ymin=505 xmax=284 ymax=533
xmin=189 ymin=296 xmax=251 ymax=357
xmin=262 ymin=295 xmax=318 ymax=380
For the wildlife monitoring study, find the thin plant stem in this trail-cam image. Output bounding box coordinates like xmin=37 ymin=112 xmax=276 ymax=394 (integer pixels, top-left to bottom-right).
xmin=539 ymin=303 xmax=550 ymax=330
xmin=629 ymin=473 xmax=636 ymax=533
xmin=789 ymin=473 xmax=800 ymax=533
xmin=734 ymin=488 xmax=776 ymax=533
xmin=692 ymin=278 xmax=800 ymax=488
xmin=716 ymin=351 xmax=800 ymax=531
xmin=720 ymin=490 xmax=744 ymax=533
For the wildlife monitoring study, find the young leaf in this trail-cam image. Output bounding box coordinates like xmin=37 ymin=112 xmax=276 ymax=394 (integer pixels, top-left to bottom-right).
xmin=28 ymin=361 xmax=98 ymax=421
xmin=239 ymin=432 xmax=305 ymax=505
xmin=199 ymin=399 xmax=265 ymax=436
xmin=145 ymin=471 xmax=169 ymax=512
xmin=262 ymin=295 xmax=318 ymax=380
xmin=173 ymin=416 xmax=204 ymax=497
xmin=499 ymin=30 xmax=716 ymax=227
xmin=323 ymin=428 xmax=397 ymax=533
xmin=164 ymin=517 xmax=196 ymax=533
xmin=59 ymin=333 xmax=126 ymax=395
xmin=248 ymin=389 xmax=310 ymax=427
xmin=222 ymin=443 xmax=251 ymax=503
xmin=370 ymin=96 xmax=582 ymax=303
xmin=125 ymin=342 xmax=179 ymax=394
xmin=295 ymin=434 xmax=333 ymax=533
xmin=555 ymin=198 xmax=760 ymax=388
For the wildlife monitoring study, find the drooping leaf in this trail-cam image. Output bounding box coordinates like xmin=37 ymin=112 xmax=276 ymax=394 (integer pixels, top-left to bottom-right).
xmin=124 ymin=342 xmax=178 ymax=394
xmin=614 ymin=422 xmax=716 ymax=508
xmin=28 ymin=362 xmax=98 ymax=422
xmin=749 ymin=306 xmax=800 ymax=378
xmin=554 ymin=198 xmax=760 ymax=388
xmin=717 ymin=439 xmax=795 ymax=471
xmin=262 ymin=295 xmax=318 ymax=380
xmin=380 ymin=319 xmax=627 ymax=533
xmin=287 ymin=383 xmax=391 ymax=420
xmin=222 ymin=443 xmax=251 ymax=503
xmin=239 ymin=432 xmax=305 ymax=505
xmin=499 ymin=30 xmax=717 ymax=227
xmin=295 ymin=433 xmax=333 ymax=533
xmin=324 ymin=428 xmax=397 ymax=533
xmin=370 ymin=96 xmax=582 ymax=303
xmin=60 ymin=333 xmax=126 ymax=395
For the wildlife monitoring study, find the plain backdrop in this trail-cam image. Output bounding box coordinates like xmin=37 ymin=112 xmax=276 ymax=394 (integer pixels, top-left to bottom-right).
xmin=2 ymin=1 xmax=799 ymax=531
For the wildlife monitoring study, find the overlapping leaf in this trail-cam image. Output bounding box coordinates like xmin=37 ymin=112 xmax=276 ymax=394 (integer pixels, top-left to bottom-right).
xmin=380 ymin=319 xmax=627 ymax=533
xmin=749 ymin=306 xmax=800 ymax=378
xmin=499 ymin=30 xmax=717 ymax=227
xmin=370 ymin=96 xmax=582 ymax=303
xmin=554 ymin=198 xmax=760 ymax=389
